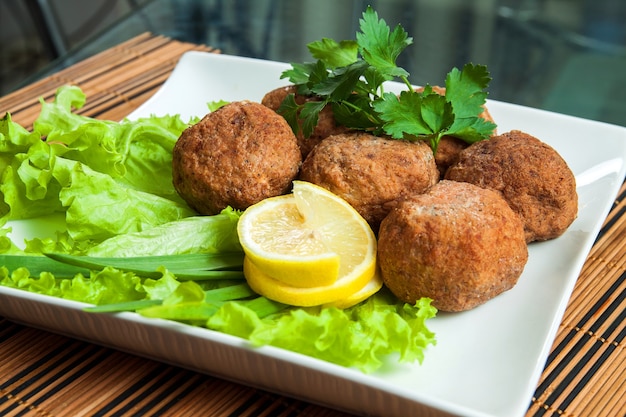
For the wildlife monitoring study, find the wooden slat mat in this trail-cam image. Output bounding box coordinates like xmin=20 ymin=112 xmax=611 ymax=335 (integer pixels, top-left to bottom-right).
xmin=0 ymin=33 xmax=624 ymax=417
xmin=0 ymin=32 xmax=217 ymax=128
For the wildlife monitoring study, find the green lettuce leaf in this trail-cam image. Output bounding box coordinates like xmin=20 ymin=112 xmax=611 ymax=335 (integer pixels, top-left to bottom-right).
xmin=0 ymin=112 xmax=42 ymax=169
xmin=0 ymin=227 xmax=21 ymax=253
xmin=86 ymin=207 xmax=242 ymax=257
xmin=35 ymin=85 xmax=191 ymax=202
xmin=1 ymin=85 xmax=438 ymax=374
xmin=59 ymin=162 xmax=195 ymax=242
xmin=142 ymin=269 xmax=183 ymax=300
xmin=0 ymin=265 xmax=145 ymax=304
xmin=1 ymin=87 xmax=196 ymax=230
xmin=0 ymin=251 xmax=436 ymax=373
xmin=0 ymin=122 xmax=65 ymax=221
xmin=22 ymin=230 xmax=85 ymax=254
xmin=208 ymin=290 xmax=437 ymax=373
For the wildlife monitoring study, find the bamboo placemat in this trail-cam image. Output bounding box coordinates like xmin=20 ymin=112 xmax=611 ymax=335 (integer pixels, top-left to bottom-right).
xmin=0 ymin=33 xmax=217 ymax=129
xmin=0 ymin=32 xmax=624 ymax=417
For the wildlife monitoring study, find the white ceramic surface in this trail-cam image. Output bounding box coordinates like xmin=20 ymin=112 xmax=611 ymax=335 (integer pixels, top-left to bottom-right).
xmin=2 ymin=52 xmax=626 ymax=417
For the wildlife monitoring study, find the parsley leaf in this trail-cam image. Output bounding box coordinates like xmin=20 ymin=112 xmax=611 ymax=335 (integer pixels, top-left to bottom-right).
xmin=374 ymin=64 xmax=496 ymax=151
xmin=308 ymin=38 xmax=358 ymax=68
xmin=300 ymin=100 xmax=327 ymax=138
xmin=374 ymin=90 xmax=454 ymax=152
xmin=445 ymin=63 xmax=491 ymax=118
xmin=444 ymin=64 xmax=497 ymax=143
xmin=311 ymin=60 xmax=369 ymax=100
xmin=356 ymin=7 xmax=412 ymax=79
xmin=277 ymin=94 xmax=328 ymax=139
xmin=281 ymin=62 xmax=316 ymax=86
xmin=333 ymin=94 xmax=382 ymax=131
xmin=278 ymin=6 xmax=496 ymax=153
xmin=276 ymin=94 xmax=301 ymax=135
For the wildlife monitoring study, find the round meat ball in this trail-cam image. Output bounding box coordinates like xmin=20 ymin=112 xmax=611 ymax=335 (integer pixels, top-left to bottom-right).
xmin=434 ymin=136 xmax=468 ymax=178
xmin=378 ymin=180 xmax=528 ymax=312
xmin=172 ymin=101 xmax=302 ymax=215
xmin=445 ymin=130 xmax=577 ymax=242
xmin=299 ymin=132 xmax=439 ymax=233
xmin=262 ymin=85 xmax=349 ymax=158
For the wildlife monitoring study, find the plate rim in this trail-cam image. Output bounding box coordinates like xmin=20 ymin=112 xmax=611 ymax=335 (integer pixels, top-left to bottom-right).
xmin=2 ymin=50 xmax=626 ymax=417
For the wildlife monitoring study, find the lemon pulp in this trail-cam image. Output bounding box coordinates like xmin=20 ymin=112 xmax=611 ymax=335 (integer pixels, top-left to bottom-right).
xmin=237 ymin=181 xmax=379 ymax=306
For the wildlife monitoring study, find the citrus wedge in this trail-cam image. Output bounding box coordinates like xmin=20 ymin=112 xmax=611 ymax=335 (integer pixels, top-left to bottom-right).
xmin=243 ymin=256 xmax=377 ymax=307
xmin=237 ymin=194 xmax=340 ymax=287
xmin=323 ymin=269 xmax=383 ymax=309
xmin=237 ymin=180 xmax=377 ymax=296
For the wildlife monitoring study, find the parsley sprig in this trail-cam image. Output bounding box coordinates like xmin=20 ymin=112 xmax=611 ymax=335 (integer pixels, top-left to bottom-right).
xmin=278 ymin=6 xmax=497 ymax=153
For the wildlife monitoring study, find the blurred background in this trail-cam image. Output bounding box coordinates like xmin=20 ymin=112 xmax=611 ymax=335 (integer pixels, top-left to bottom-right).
xmin=1 ymin=0 xmax=625 ymax=126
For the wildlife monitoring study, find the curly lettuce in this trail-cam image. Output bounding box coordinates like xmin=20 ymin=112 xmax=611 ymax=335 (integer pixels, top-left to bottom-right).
xmin=0 ymin=85 xmax=437 ymax=373
xmin=1 ymin=86 xmax=196 ymax=248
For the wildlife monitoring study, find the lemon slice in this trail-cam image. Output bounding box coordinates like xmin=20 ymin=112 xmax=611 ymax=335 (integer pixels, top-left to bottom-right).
xmin=237 ymin=195 xmax=341 ymax=287
xmin=237 ymin=180 xmax=377 ymax=295
xmin=323 ymin=269 xmax=383 ymax=309
xmin=244 ymin=256 xmax=377 ymax=307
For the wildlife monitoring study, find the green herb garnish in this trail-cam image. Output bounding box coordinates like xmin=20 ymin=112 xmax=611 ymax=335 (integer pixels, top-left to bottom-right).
xmin=278 ymin=6 xmax=497 ymax=153
xmin=208 ymin=99 xmax=229 ymax=112
xmin=44 ymin=252 xmax=244 ymax=280
xmin=0 ymin=35 xmax=438 ymax=373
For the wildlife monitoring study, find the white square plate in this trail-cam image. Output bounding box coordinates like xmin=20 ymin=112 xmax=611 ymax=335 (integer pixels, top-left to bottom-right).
xmin=2 ymin=52 xmax=625 ymax=417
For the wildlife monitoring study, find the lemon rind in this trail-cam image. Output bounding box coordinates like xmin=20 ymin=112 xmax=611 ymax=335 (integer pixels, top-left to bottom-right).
xmin=244 ymin=256 xmax=377 ymax=307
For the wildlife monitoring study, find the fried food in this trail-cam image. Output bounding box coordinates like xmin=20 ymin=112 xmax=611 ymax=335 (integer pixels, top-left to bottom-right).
xmin=172 ymin=101 xmax=301 ymax=215
xmin=378 ymin=180 xmax=528 ymax=312
xmin=299 ymin=132 xmax=439 ymax=232
xmin=445 ymin=130 xmax=577 ymax=242
xmin=262 ymin=85 xmax=349 ymax=158
xmin=434 ymin=136 xmax=468 ymax=178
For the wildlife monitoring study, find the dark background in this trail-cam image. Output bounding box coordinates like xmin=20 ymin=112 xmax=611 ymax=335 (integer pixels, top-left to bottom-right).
xmin=1 ymin=0 xmax=625 ymax=126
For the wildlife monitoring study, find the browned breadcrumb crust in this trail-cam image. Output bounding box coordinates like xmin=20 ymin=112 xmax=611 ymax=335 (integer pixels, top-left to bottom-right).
xmin=378 ymin=180 xmax=528 ymax=312
xmin=299 ymin=132 xmax=439 ymax=233
xmin=171 ymin=87 xmax=576 ymax=313
xmin=172 ymin=101 xmax=302 ymax=215
xmin=445 ymin=130 xmax=578 ymax=242
xmin=434 ymin=136 xmax=469 ymax=178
